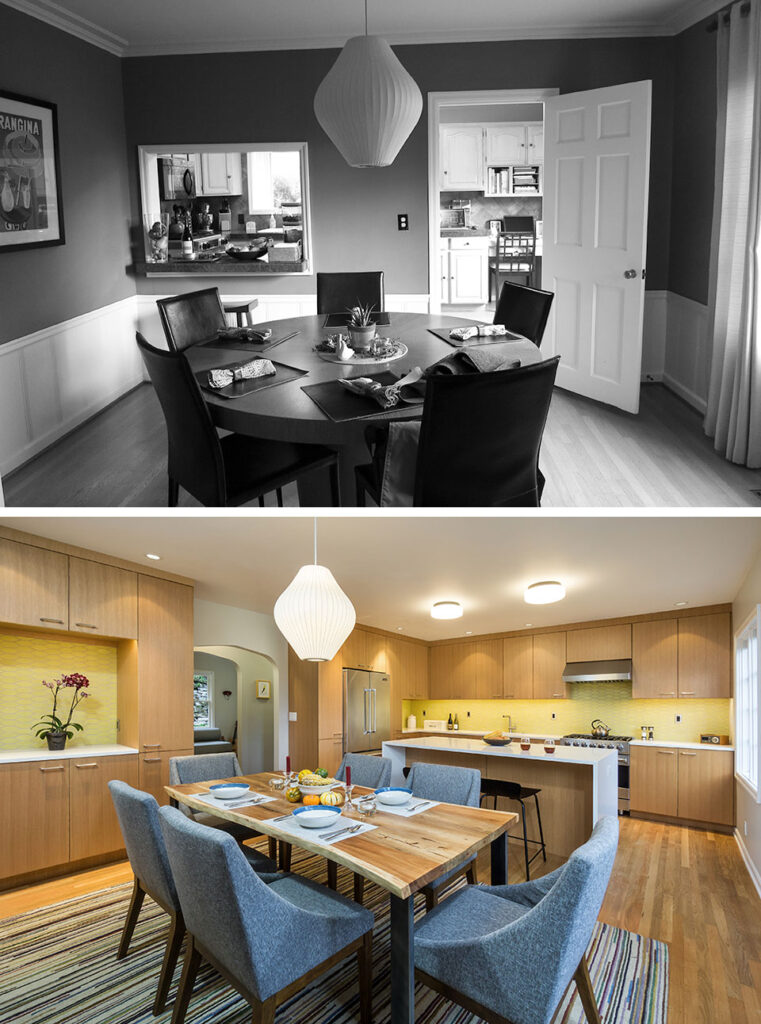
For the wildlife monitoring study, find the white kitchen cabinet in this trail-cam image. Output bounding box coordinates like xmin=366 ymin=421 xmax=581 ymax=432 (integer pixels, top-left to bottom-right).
xmin=485 ymin=124 xmax=527 ymax=166
xmin=527 ymin=124 xmax=544 ymax=164
xmin=440 ymin=237 xmax=489 ymax=304
xmin=198 ymin=152 xmax=243 ymax=196
xmin=440 ymin=126 xmax=484 ymax=190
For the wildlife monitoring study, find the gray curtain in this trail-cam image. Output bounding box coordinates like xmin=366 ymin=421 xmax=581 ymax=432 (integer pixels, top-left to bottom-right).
xmin=704 ymin=1 xmax=761 ymax=466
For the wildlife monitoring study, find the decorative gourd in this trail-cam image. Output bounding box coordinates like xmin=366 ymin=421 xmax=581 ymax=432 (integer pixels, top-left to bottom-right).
xmin=302 ymin=794 xmax=321 ymax=806
xmin=286 ymin=786 xmax=302 ymax=803
xmin=320 ymin=790 xmax=344 ymax=806
xmin=298 ymin=769 xmax=313 ymax=782
xmin=314 ymin=767 xmax=329 ymax=778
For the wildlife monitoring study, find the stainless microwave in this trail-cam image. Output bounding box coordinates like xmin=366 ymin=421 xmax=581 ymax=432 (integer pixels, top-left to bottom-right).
xmin=158 ymin=156 xmax=197 ymax=201
xmin=440 ymin=206 xmax=470 ymax=229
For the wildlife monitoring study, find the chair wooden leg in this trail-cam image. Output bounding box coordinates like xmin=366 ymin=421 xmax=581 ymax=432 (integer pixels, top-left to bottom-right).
xmin=357 ymin=931 xmax=373 ymax=1024
xmin=279 ymin=840 xmax=292 ymax=871
xmin=258 ymin=495 xmax=265 ymax=507
xmin=425 ymin=887 xmax=437 ymax=911
xmin=168 ymin=477 xmax=179 ymax=508
xmin=354 ymin=873 xmax=366 ymax=904
xmin=276 ymin=487 xmax=284 ymax=507
xmin=327 ymin=860 xmax=338 ymax=890
xmin=355 ymin=473 xmax=366 ymax=507
xmin=573 ymin=956 xmax=601 ymax=1024
xmin=153 ymin=911 xmax=185 ymax=1015
xmin=171 ymin=937 xmax=202 ymax=1024
xmin=466 ymin=862 xmax=478 ymax=885
xmin=117 ymin=878 xmax=146 ymax=959
xmin=257 ymin=996 xmax=277 ymax=1024
xmin=268 ymin=836 xmax=278 ymax=861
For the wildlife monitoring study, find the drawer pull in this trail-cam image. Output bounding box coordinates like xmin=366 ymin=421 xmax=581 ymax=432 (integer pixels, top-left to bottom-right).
xmin=39 ymin=765 xmax=64 ymax=772
xmin=143 ymin=744 xmax=162 ymax=749
xmin=680 ymin=691 xmax=695 ymax=695
xmin=679 ymin=751 xmax=698 ymax=756
xmin=39 ymin=617 xmax=64 ymax=624
xmin=75 ymin=762 xmax=99 ymax=769
xmin=552 ymin=693 xmax=564 ymax=697
xmin=659 ymin=692 xmax=675 ymax=696
xmin=143 ymin=757 xmax=162 ymax=763
xmin=656 ymin=750 xmax=675 ymax=755
xmin=75 ymin=623 xmax=98 ymax=630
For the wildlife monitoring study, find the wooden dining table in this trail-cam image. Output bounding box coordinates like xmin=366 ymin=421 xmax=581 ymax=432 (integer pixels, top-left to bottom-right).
xmin=166 ymin=771 xmax=518 ymax=1024
xmin=185 ymin=311 xmax=543 ymax=504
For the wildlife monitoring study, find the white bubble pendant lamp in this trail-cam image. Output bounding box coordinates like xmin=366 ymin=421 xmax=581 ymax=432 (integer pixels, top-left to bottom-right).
xmin=274 ymin=520 xmax=356 ymax=662
xmin=314 ymin=0 xmax=423 ymax=168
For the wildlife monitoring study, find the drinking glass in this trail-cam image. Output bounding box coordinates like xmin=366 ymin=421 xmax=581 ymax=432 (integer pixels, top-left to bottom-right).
xmin=343 ymin=782 xmax=354 ymax=814
xmin=520 ymin=736 xmax=531 ymax=751
xmin=543 ymin=737 xmax=556 ymax=754
xmin=355 ymin=794 xmax=377 ymax=818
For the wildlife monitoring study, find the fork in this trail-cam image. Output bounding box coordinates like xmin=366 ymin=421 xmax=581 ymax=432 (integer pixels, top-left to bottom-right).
xmin=322 ymin=823 xmax=363 ymax=842
xmin=408 ymin=800 xmax=432 ymax=811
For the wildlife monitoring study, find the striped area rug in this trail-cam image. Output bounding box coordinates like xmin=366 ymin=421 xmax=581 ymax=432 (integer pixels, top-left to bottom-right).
xmin=0 ymin=847 xmax=668 ymax=1024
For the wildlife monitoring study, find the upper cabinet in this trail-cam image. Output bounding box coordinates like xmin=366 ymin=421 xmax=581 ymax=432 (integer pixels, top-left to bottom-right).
xmin=566 ymin=623 xmax=632 ymax=662
xmin=502 ymin=636 xmax=534 ymax=700
xmin=632 ymin=619 xmax=678 ymax=698
xmin=440 ymin=125 xmax=484 ymax=190
xmin=430 ymin=643 xmax=478 ymax=700
xmin=389 ymin=638 xmax=429 ymax=700
xmin=197 ymin=152 xmax=242 ymax=196
xmin=474 ymin=640 xmax=504 ymax=699
xmin=69 ymin=558 xmax=138 ymax=639
xmin=342 ymin=628 xmax=388 ymax=672
xmin=532 ymin=632 xmax=568 ymax=700
xmin=0 ymin=538 xmax=68 ymax=631
xmin=526 ymin=124 xmax=544 ymax=164
xmin=485 ymin=124 xmax=527 ymax=166
xmin=677 ymin=613 xmax=731 ymax=699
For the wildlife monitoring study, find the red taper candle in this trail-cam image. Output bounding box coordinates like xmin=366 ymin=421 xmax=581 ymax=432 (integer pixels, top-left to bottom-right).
xmin=286 ymin=755 xmax=291 ymax=773
xmin=346 ymin=765 xmax=352 ymax=786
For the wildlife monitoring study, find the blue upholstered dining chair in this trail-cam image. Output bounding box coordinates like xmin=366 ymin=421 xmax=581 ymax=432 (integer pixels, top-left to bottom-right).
xmin=413 ymin=815 xmax=620 ymax=1024
xmin=168 ymin=751 xmax=278 ymax=862
xmin=336 ymin=752 xmax=392 ymax=789
xmin=158 ymin=805 xmax=375 ymax=1024
xmin=407 ymin=761 xmax=482 ymax=910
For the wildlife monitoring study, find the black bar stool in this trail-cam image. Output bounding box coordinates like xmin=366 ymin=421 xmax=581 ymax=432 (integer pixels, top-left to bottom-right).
xmin=480 ymin=778 xmax=547 ymax=881
xmin=223 ymin=297 xmax=259 ymax=328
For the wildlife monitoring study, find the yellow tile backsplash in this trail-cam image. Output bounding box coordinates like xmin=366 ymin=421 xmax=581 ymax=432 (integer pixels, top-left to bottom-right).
xmin=0 ymin=634 xmax=118 ymax=750
xmin=403 ymin=682 xmax=730 ymax=742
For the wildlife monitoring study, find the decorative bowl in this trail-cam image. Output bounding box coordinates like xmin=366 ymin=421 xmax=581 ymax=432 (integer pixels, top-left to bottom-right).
xmin=375 ymin=787 xmax=413 ymax=806
xmin=293 ymin=806 xmax=342 ymax=828
xmin=226 ymin=239 xmax=270 ymax=261
xmin=209 ymin=783 xmax=251 ymax=799
xmin=483 ymin=735 xmax=513 ymax=746
xmin=298 ymin=780 xmax=339 ymax=796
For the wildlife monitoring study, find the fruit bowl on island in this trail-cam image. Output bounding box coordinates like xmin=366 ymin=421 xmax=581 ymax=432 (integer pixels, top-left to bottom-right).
xmin=482 ymin=731 xmax=513 ymax=746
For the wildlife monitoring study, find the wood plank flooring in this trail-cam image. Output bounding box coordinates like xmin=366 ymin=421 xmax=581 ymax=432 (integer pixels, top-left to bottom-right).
xmin=1 ymin=819 xmax=758 ymax=1023
xmin=4 ymin=381 xmax=761 ymax=507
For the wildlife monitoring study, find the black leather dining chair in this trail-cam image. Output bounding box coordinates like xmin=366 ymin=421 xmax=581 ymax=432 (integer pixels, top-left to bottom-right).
xmin=316 ymin=271 xmax=385 ymax=314
xmin=157 ymin=287 xmax=227 ymax=352
xmin=493 ymin=282 xmax=555 ymax=347
xmin=355 ymin=356 xmax=560 ymax=507
xmin=136 ymin=332 xmax=340 ymax=507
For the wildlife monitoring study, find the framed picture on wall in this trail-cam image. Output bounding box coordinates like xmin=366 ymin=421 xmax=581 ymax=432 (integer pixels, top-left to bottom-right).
xmin=0 ymin=90 xmax=65 ymax=252
xmin=256 ymin=680 xmax=271 ymax=699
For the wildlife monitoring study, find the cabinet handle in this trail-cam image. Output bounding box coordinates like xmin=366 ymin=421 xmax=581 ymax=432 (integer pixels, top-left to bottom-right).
xmin=332 ymin=733 xmax=342 ymax=738
xmin=552 ymin=692 xmax=564 ymax=697
xmin=75 ymin=622 xmax=98 ymax=630
xmin=39 ymin=765 xmax=64 ymax=772
xmin=680 ymin=691 xmax=696 ymax=695
xmin=75 ymin=762 xmax=99 ymax=769
xmin=496 ymin=693 xmax=505 ymax=698
xmin=143 ymin=757 xmax=162 ymax=763
xmin=679 ymin=751 xmax=697 ymax=757
xmin=656 ymin=750 xmax=675 ymax=755
xmin=39 ymin=617 xmax=64 ymax=624
xmin=659 ymin=692 xmax=675 ymax=696
xmin=143 ymin=744 xmax=162 ymax=749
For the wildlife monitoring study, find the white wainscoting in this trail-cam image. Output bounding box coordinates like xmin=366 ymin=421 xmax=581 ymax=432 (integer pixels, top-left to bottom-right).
xmin=641 ymin=290 xmax=668 ymax=381
xmin=0 ymin=295 xmax=143 ymax=477
xmin=641 ymin=290 xmax=710 ymax=414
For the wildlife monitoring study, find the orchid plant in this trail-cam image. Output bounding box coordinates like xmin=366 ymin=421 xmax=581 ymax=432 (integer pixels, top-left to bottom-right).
xmin=32 ymin=673 xmax=91 ymax=741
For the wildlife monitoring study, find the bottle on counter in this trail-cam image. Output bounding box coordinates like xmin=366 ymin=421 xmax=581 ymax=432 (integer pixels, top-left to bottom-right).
xmin=641 ymin=725 xmax=648 ymax=741
xmin=181 ymin=216 xmax=194 ymax=259
xmin=447 ymin=713 xmax=454 ymax=731
xmin=453 ymin=714 xmax=460 ymax=731
xmin=268 ymin=213 xmax=277 ymax=229
xmin=648 ymin=725 xmax=654 ymax=741
xmin=219 ymin=199 xmax=232 ymax=235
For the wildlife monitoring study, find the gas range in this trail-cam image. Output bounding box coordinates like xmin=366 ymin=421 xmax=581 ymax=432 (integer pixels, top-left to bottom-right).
xmin=561 ymin=733 xmax=632 ymax=752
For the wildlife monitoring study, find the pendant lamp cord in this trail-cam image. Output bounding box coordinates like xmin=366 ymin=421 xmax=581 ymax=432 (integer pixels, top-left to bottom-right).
xmin=364 ymin=0 xmax=368 ymax=34
xmin=313 ymin=517 xmax=317 ymax=565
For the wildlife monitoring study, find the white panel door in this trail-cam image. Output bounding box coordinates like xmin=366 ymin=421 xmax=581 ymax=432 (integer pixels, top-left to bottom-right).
xmin=542 ymin=81 xmax=651 ymax=413
xmin=440 ymin=126 xmax=483 ymax=190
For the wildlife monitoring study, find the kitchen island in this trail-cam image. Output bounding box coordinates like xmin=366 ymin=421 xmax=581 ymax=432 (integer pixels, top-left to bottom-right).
xmin=382 ymin=735 xmax=618 ymax=858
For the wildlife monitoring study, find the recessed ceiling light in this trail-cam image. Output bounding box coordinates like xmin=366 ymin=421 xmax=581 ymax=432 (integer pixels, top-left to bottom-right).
xmin=431 ymin=601 xmax=463 ymax=620
xmin=525 ymin=623 xmax=533 ymax=627
xmin=524 ymin=581 xmax=566 ymax=605
xmin=674 ymin=601 xmax=688 ymax=607
xmin=465 ymin=630 xmax=473 ymax=635
xmin=146 ymin=553 xmax=161 ymax=561
xmin=397 ymin=626 xmax=403 ymax=631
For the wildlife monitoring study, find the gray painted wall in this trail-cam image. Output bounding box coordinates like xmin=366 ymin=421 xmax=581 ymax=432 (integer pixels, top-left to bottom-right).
xmin=122 ymin=36 xmax=676 ymax=299
xmin=0 ymin=5 xmax=135 ymax=344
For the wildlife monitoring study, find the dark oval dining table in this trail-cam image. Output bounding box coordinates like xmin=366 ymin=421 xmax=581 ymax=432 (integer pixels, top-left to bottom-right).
xmin=185 ymin=311 xmax=542 ymax=505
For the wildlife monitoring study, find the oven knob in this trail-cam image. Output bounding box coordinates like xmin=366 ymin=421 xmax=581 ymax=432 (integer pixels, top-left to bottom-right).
xmin=617 ymin=742 xmax=624 ymax=751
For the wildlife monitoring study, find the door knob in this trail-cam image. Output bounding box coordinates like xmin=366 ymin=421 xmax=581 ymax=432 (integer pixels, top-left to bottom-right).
xmin=624 ymin=269 xmax=637 ymax=279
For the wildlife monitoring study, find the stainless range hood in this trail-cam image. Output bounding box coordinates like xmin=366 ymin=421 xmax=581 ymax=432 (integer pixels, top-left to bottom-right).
xmin=562 ymin=659 xmax=632 ymax=683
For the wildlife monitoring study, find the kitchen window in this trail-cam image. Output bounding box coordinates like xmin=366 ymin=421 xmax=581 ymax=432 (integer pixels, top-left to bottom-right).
xmin=735 ymin=606 xmax=761 ymax=801
xmin=194 ymin=671 xmax=215 ymax=728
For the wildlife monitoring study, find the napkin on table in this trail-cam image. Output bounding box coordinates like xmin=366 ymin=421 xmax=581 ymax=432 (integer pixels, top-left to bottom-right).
xmin=207 ymin=357 xmax=276 ymax=389
xmin=337 ymin=368 xmax=426 ymax=409
xmin=448 ymin=324 xmax=509 ymax=343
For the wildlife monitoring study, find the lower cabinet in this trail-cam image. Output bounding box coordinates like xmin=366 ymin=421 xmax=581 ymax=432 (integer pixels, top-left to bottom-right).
xmin=0 ymin=760 xmax=71 ymax=878
xmin=318 ymin=736 xmax=344 ymax=777
xmin=630 ymin=746 xmax=734 ymax=827
xmin=69 ymin=754 xmax=139 ymax=861
xmin=139 ymin=748 xmax=194 ymax=806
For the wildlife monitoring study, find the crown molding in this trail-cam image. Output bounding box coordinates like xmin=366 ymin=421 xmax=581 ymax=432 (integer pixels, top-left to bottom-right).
xmin=664 ymin=0 xmax=727 ymax=34
xmin=1 ymin=0 xmax=127 ymax=55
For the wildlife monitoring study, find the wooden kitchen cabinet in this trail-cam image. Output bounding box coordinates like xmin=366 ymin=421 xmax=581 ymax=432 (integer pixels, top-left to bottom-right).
xmin=448 ymin=244 xmax=489 ymax=304
xmin=532 ymin=632 xmax=568 ymax=699
xmin=288 ymin=647 xmax=319 ymax=771
xmin=318 ymin=651 xmax=344 ymax=740
xmin=676 ymin=749 xmax=734 ymax=826
xmin=318 ymin=736 xmax=344 ymax=777
xmin=485 ymin=124 xmax=527 ymax=166
xmin=527 ymin=124 xmax=544 ymax=164
xmin=677 ymin=613 xmax=731 ymax=698
xmin=137 ymin=575 xmax=194 ymax=751
xmin=566 ymin=623 xmax=631 ymax=662
xmin=342 ymin=628 xmax=388 ymax=672
xmin=138 ymin=748 xmax=193 ymax=807
xmin=389 ymin=638 xmax=429 ymax=700
xmin=632 ymin=619 xmax=678 ymax=698
xmin=69 ymin=558 xmax=138 ymax=639
xmin=0 ymin=538 xmax=68 ymax=631
xmin=364 ymin=631 xmax=389 ymax=673
xmin=440 ymin=125 xmax=484 ymax=190
xmin=69 ymin=754 xmax=138 ymax=861
xmin=429 ymin=643 xmax=477 ymax=700
xmin=198 ymin=152 xmax=242 ymax=195
xmin=630 ymin=746 xmax=678 ymax=817
xmin=475 ymin=640 xmax=504 ymax=699
xmin=502 ymin=636 xmax=534 ymax=699
xmin=0 ymin=760 xmax=70 ymax=879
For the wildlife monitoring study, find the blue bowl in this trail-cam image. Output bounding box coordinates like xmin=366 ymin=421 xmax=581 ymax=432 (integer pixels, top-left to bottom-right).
xmin=209 ymin=782 xmax=250 ymax=800
xmin=292 ymin=805 xmax=342 ymax=828
xmin=375 ymin=786 xmax=413 ymax=806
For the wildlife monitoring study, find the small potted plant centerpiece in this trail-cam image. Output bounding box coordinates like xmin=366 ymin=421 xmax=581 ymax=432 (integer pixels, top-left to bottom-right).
xmin=32 ymin=672 xmax=91 ymax=750
xmin=346 ymin=302 xmax=377 ymax=353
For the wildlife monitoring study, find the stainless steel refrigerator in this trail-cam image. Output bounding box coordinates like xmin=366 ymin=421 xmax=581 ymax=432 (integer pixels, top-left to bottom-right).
xmin=343 ymin=668 xmax=392 ymax=754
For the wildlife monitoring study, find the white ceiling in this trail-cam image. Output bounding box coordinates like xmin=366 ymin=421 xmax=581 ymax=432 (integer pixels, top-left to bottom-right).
xmin=2 ymin=0 xmax=726 ymax=56
xmin=4 ymin=515 xmax=758 ymax=641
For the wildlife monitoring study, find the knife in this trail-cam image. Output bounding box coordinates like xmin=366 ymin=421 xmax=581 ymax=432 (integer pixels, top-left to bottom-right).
xmin=408 ymin=800 xmax=432 ymax=811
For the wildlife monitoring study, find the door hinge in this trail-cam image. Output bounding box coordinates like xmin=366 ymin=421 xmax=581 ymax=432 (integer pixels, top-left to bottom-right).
xmin=642 ymin=268 xmax=647 ymax=280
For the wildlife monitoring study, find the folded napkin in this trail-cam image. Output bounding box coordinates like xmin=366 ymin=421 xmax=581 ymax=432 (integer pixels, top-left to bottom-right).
xmin=218 ymin=326 xmax=273 ymax=343
xmin=449 ymin=324 xmax=509 ymax=343
xmin=207 ymin=357 xmax=276 ymax=389
xmin=428 ymin=343 xmax=522 ymax=376
xmin=338 ymin=368 xmax=426 ymax=409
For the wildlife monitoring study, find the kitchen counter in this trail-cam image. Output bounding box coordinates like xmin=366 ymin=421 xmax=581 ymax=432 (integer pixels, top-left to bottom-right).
xmin=440 ymin=228 xmax=490 ymax=237
xmin=135 ymin=257 xmax=308 ymax=277
xmin=386 ymin=734 xmax=615 ymax=767
xmin=0 ymin=744 xmax=139 ymax=764
xmin=630 ymin=739 xmax=734 ymax=751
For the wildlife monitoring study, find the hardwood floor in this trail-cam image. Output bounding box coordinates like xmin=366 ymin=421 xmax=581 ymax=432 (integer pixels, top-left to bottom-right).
xmin=4 ymin=380 xmax=761 ymax=507
xmin=2 ymin=818 xmax=759 ymax=1024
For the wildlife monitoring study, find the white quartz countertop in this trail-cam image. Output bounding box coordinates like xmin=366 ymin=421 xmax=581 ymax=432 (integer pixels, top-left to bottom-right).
xmin=0 ymin=744 xmax=139 ymax=764
xmin=384 ymin=735 xmax=616 ymax=766
xmin=630 ymin=739 xmax=734 ymax=752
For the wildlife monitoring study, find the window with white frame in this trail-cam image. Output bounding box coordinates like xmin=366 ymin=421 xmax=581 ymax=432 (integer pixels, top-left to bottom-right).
xmin=193 ymin=671 xmax=215 ymax=728
xmin=735 ymin=606 xmax=760 ymax=800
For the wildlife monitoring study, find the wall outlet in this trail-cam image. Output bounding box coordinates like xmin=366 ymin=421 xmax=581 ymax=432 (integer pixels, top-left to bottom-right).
xmin=397 ymin=213 xmax=409 ymax=231
xmin=116 ymin=718 xmax=120 ymax=732
xmin=238 ymin=213 xmax=245 ymax=225
xmin=422 ymin=710 xmax=426 ymax=716
xmin=675 ymin=714 xmax=682 ymax=723
xmin=288 ymin=711 xmax=297 ymax=722
xmin=467 ymin=710 xmax=470 ymax=717
xmin=551 ymin=712 xmax=557 ymax=720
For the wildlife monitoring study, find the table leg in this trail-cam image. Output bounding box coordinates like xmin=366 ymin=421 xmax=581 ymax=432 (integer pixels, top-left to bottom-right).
xmin=296 ymin=436 xmax=368 ymax=507
xmin=389 ymin=894 xmax=415 ymax=1024
xmin=490 ymin=830 xmax=508 ymax=885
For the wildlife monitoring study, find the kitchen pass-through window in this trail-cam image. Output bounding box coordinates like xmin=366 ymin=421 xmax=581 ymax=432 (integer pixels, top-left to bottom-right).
xmin=735 ymin=606 xmax=761 ymax=801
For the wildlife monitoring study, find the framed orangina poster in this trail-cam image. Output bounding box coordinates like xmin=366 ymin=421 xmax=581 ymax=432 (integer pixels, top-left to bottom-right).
xmin=0 ymin=90 xmax=65 ymax=252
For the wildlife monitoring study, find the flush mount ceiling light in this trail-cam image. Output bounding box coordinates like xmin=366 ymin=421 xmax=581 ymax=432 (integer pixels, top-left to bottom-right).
xmin=431 ymin=601 xmax=463 ymax=620
xmin=524 ymin=581 xmax=566 ymax=605
xmin=274 ymin=520 xmax=356 ymax=662
xmin=313 ymin=0 xmax=423 ymax=168
xmin=674 ymin=601 xmax=688 ymax=607
xmin=145 ymin=553 xmax=161 ymax=560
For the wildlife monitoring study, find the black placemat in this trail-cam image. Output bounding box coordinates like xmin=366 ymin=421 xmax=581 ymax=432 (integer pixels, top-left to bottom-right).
xmin=323 ymin=312 xmax=391 ymax=328
xmin=428 ymin=327 xmax=524 ymax=347
xmin=301 ymin=372 xmax=405 ymax=422
xmin=200 ymin=330 xmax=299 ymax=354
xmin=197 ymin=359 xmax=308 ymax=400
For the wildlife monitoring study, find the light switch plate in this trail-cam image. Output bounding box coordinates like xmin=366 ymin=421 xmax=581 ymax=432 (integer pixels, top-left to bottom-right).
xmin=288 ymin=711 xmax=297 ymax=722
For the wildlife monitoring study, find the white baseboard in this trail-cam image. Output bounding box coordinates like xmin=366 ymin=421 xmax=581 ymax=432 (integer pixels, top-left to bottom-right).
xmin=735 ymin=828 xmax=761 ymax=902
xmin=0 ymin=295 xmax=143 ymax=477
